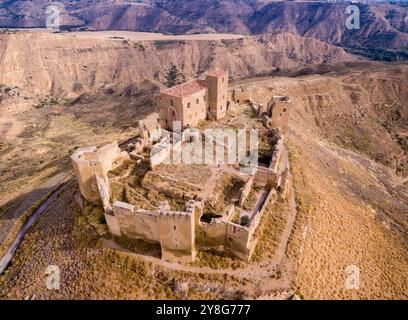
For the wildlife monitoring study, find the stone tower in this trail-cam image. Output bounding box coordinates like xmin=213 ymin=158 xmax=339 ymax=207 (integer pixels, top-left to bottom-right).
xmin=71 ymin=142 xmax=128 ymax=202
xmin=205 ymin=71 xmax=229 ymax=120
xmin=266 ymin=96 xmax=291 ymax=133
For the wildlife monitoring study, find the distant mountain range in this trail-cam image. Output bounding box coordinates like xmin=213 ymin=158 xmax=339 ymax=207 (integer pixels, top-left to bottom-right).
xmin=1 ymin=0 xmax=407 ymax=51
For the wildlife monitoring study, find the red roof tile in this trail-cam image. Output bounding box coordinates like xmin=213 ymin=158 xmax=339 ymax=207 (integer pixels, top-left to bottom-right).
xmin=162 ymin=79 xmax=207 ymax=98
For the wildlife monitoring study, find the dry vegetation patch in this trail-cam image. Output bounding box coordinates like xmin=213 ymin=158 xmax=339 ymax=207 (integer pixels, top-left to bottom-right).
xmin=193 ymin=250 xmax=243 ymax=270
xmin=252 ymin=199 xmax=290 ymax=263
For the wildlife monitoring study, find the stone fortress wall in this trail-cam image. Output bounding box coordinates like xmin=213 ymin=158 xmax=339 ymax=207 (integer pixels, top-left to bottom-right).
xmin=112 ymin=199 xmax=197 ymax=263
xmin=71 ymin=78 xmax=292 ymax=264
xmin=71 ymin=140 xmax=199 ymax=263
xmin=71 ymin=142 xmax=130 ymax=203
xmin=71 ymin=129 xmax=288 ymax=262
xmin=232 ymin=87 xmax=291 ymax=134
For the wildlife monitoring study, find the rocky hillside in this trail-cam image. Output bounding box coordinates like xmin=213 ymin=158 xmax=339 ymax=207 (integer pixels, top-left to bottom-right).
xmin=233 ymin=64 xmax=408 ymax=298
xmin=0 ymin=0 xmax=407 ymax=50
xmin=0 ymin=31 xmax=351 ymax=96
xmin=1 ymin=62 xmax=407 ymax=300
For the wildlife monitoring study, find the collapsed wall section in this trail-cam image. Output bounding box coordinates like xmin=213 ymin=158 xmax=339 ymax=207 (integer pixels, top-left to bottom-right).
xmin=196 ymin=218 xmax=228 ymax=249
xmin=138 ymin=112 xmax=159 ymax=142
xmin=266 ymin=96 xmax=291 ymax=133
xmin=196 ymin=186 xmax=279 ymax=261
xmin=232 ymin=88 xmax=252 ymax=104
xmin=239 ymin=177 xmax=254 ymax=206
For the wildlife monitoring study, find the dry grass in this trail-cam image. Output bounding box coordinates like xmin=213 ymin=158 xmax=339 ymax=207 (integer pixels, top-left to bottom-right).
xmin=242 ymin=186 xmax=259 ymax=211
xmin=113 ymin=235 xmax=161 ymax=258
xmin=285 ymin=134 xmax=408 ymax=299
xmin=0 ymin=188 xmax=56 ymax=259
xmin=0 ymin=139 xmax=11 ymax=153
xmin=81 ymin=202 xmax=108 ymax=237
xmin=203 ymin=173 xmax=244 ymax=216
xmin=0 ymin=183 xmax=248 ymax=299
xmin=251 ymin=199 xmax=289 ymax=262
xmin=193 ymin=250 xmax=243 ymax=270
xmin=232 ymin=67 xmax=408 ymax=299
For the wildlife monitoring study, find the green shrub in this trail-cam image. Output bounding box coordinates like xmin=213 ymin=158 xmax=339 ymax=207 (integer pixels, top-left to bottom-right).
xmin=240 ymin=215 xmax=249 ymax=226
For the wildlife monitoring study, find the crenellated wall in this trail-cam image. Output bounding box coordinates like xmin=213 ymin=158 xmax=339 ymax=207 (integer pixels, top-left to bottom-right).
xmin=158 ymin=207 xmax=196 ymax=263
xmin=109 ymin=200 xmax=197 ymax=263
xmin=72 ymin=118 xmax=290 ymax=263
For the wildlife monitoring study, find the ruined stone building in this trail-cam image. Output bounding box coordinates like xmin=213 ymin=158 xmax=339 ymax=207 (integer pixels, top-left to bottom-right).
xmin=71 ymin=126 xmax=289 ymax=263
xmin=71 ymin=76 xmax=293 ymax=265
xmin=232 ymin=88 xmax=291 ymax=134
xmin=159 ymin=71 xmax=229 ymax=130
xmin=264 ymin=96 xmax=291 ymax=133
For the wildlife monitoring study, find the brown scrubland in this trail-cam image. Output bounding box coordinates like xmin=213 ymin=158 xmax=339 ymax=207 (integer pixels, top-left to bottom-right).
xmin=0 ymin=30 xmax=407 ymax=299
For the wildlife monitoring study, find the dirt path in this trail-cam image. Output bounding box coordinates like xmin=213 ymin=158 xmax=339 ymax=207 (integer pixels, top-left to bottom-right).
xmin=0 ymin=181 xmax=70 ymax=274
xmin=65 ymin=31 xmax=247 ymax=42
xmin=0 ymin=172 xmax=72 ymax=247
xmin=101 ymin=238 xmax=291 ymax=290
xmin=7 ymin=29 xmax=247 ymax=42
xmin=0 ymin=136 xmax=137 ymax=275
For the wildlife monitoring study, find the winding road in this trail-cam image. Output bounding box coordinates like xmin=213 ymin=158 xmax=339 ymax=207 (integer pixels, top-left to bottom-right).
xmin=0 ymin=135 xmax=140 ymax=275
xmin=0 ymin=181 xmax=70 ymax=274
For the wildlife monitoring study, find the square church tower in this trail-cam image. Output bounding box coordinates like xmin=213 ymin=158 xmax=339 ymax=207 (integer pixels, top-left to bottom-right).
xmin=205 ymin=70 xmax=229 ymax=120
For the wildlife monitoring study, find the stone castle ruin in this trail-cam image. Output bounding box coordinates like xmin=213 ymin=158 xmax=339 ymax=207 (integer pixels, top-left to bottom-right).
xmin=71 ymin=72 xmax=292 ymax=264
xmin=232 ymin=87 xmax=291 ymax=133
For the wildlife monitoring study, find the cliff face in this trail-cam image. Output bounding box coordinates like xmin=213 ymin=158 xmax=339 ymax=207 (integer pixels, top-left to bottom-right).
xmin=0 ymin=31 xmax=351 ymax=96
xmin=247 ymin=2 xmax=408 ymax=49
xmin=0 ymin=1 xmax=407 ymax=50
